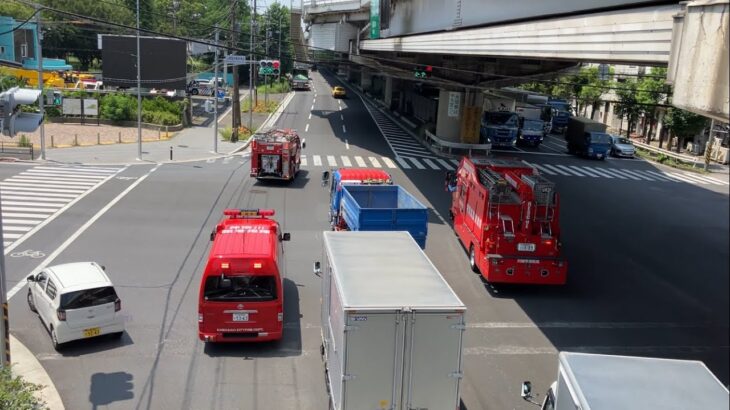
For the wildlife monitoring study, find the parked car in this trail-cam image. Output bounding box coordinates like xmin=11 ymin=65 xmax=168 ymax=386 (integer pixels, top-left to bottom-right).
xmin=332 ymin=86 xmax=346 ymax=98
xmin=610 ymin=134 xmax=636 ymax=158
xmin=27 ymin=262 xmax=124 ymax=350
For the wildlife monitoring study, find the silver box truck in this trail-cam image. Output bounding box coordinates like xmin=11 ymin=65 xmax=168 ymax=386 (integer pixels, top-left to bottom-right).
xmin=315 ymin=231 xmax=466 ymax=410
xmin=522 ymin=352 xmax=729 ymax=410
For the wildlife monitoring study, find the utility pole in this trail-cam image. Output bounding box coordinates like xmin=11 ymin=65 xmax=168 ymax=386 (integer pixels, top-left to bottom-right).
xmin=36 ymin=7 xmax=46 ymax=160
xmin=253 ymin=0 xmax=258 ymax=106
xmin=213 ymin=28 xmax=219 ymax=154
xmin=249 ymin=0 xmax=256 ymax=130
xmin=278 ymin=12 xmax=282 ymax=82
xmin=136 ymin=0 xmax=142 ymax=160
xmin=0 ymin=198 xmax=8 ymax=368
xmin=230 ymin=0 xmax=240 ymax=142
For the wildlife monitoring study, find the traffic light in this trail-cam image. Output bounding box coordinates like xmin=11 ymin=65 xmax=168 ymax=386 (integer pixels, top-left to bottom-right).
xmin=414 ymin=65 xmax=433 ymax=79
xmin=272 ymin=60 xmax=280 ymax=76
xmin=0 ymin=87 xmax=44 ymax=137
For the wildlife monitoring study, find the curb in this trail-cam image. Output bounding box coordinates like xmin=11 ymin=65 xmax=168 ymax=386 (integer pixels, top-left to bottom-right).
xmin=226 ymin=91 xmax=296 ymax=156
xmin=10 ymin=335 xmax=65 ymax=410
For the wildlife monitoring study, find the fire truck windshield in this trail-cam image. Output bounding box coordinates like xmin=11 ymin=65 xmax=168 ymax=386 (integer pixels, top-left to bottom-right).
xmin=203 ymin=275 xmax=277 ymax=301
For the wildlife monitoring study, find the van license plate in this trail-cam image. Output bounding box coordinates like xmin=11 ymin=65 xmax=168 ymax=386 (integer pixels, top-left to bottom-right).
xmin=232 ymin=313 xmax=249 ymax=322
xmin=518 ymin=243 xmax=536 ymax=252
xmin=83 ymin=327 xmax=101 ymax=338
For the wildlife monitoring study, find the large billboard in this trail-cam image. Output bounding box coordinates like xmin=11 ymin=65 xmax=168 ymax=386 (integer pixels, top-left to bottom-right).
xmin=101 ymin=35 xmax=187 ymax=90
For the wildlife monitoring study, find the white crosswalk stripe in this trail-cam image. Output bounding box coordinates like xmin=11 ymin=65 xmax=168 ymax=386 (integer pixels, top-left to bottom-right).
xmin=396 ymin=157 xmax=412 ymax=169
xmin=600 ymin=168 xmax=629 ymax=179
xmin=665 ymin=172 xmax=705 ymax=184
xmin=313 ymin=155 xmax=323 ymax=166
xmin=542 ymin=164 xmax=571 ymax=176
xmin=406 ymin=157 xmax=427 ymax=170
xmin=451 ymin=159 xmax=461 ymax=167
xmin=422 ymin=158 xmax=441 ymax=170
xmin=368 ymin=157 xmax=382 ymax=168
xmin=300 ymin=155 xmax=308 ymax=166
xmin=578 ymin=167 xmax=608 ymax=178
xmin=672 ymin=172 xmax=708 ymax=184
xmin=620 ymin=169 xmax=655 ymax=181
xmin=340 ymin=156 xmax=352 ymax=167
xmin=327 ymin=155 xmax=337 ymax=167
xmin=355 ymin=156 xmax=367 ymax=167
xmin=2 ymin=165 xmax=122 ymax=250
xmin=382 ymin=157 xmax=397 ymax=169
xmin=436 ymin=159 xmax=455 ymax=171
xmin=555 ymin=165 xmax=586 ymax=177
xmin=524 ymin=161 xmax=556 ymax=175
xmin=681 ymin=172 xmax=728 ymax=185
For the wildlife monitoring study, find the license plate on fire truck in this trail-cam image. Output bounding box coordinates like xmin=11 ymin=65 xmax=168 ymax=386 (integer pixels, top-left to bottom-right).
xmin=232 ymin=313 xmax=249 ymax=322
xmin=518 ymin=243 xmax=536 ymax=252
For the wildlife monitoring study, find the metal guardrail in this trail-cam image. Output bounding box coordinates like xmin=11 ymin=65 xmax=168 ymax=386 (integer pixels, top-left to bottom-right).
xmin=632 ymin=140 xmax=703 ymax=168
xmin=0 ymin=142 xmax=34 ymax=160
xmin=424 ymin=130 xmax=492 ymax=159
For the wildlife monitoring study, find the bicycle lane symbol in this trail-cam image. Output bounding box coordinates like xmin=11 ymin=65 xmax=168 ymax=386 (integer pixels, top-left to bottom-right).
xmin=9 ymin=249 xmax=46 ymax=259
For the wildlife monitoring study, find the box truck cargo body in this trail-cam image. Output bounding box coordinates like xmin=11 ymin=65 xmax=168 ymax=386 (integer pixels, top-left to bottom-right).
xmin=318 ymin=231 xmax=466 ymax=410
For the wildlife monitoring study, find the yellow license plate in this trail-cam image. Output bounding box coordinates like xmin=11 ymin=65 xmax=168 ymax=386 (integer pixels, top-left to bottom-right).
xmin=83 ymin=327 xmax=101 ymax=338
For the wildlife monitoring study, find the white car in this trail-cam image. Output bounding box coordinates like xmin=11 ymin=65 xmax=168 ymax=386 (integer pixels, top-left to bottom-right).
xmin=610 ymin=135 xmax=636 ymax=158
xmin=27 ymin=262 xmax=124 ymax=350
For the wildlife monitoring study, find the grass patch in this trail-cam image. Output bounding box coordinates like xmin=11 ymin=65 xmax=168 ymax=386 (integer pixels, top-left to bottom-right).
xmin=18 ymin=134 xmax=32 ymax=147
xmin=257 ymin=79 xmax=290 ymax=94
xmin=242 ymin=98 xmax=279 ymax=113
xmin=219 ymin=126 xmax=253 ymax=142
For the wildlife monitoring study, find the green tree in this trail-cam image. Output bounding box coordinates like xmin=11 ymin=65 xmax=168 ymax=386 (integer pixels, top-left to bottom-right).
xmin=663 ymin=107 xmax=708 ymax=153
xmin=614 ymin=78 xmax=642 ymax=137
xmin=0 ymin=2 xmax=33 ymax=19
xmin=0 ymin=367 xmax=48 ymax=410
xmin=635 ymin=67 xmax=670 ymax=142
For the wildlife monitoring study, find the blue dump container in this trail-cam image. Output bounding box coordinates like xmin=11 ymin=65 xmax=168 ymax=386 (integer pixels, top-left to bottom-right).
xmin=340 ymin=185 xmax=429 ymax=248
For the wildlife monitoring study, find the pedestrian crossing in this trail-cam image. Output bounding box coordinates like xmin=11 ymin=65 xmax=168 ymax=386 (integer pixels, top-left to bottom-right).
xmin=299 ymin=154 xmax=460 ymax=171
xmin=2 ymin=166 xmax=123 ymax=249
xmin=523 ymin=161 xmax=729 ymax=187
xmin=361 ymin=101 xmax=440 ymax=164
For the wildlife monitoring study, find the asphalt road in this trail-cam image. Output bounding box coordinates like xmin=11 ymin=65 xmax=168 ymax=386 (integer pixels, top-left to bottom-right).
xmin=3 ymin=70 xmax=729 ymax=410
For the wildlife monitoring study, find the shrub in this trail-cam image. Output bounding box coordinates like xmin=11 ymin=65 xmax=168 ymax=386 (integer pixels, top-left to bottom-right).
xmin=18 ymin=135 xmax=32 ymax=147
xmin=0 ymin=367 xmax=47 ymax=410
xmin=100 ymin=93 xmax=136 ymax=122
xmin=142 ymin=110 xmax=180 ymax=126
xmin=219 ymin=127 xmax=233 ymax=141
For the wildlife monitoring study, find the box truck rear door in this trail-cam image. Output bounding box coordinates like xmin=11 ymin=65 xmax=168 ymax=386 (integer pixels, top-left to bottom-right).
xmin=344 ymin=312 xmax=402 ymax=410
xmin=405 ymin=312 xmax=464 ymax=410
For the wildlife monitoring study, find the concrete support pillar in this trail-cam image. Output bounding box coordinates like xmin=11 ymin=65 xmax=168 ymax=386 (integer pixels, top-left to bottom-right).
xmin=361 ymin=69 xmax=373 ymax=92
xmin=436 ymin=89 xmax=464 ymax=143
xmin=384 ymin=77 xmax=393 ymax=109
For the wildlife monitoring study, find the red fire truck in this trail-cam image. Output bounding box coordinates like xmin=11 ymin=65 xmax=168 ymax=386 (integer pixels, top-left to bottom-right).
xmin=250 ymin=128 xmax=303 ymax=181
xmin=446 ymin=157 xmax=567 ymax=285
xmin=198 ymin=209 xmax=291 ymax=343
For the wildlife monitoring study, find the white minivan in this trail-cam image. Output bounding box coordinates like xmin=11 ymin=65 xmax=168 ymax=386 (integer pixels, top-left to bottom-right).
xmin=27 ymin=262 xmax=124 ymax=350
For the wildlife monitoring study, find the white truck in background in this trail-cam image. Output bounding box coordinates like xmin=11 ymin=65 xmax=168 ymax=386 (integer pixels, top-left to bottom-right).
xmin=521 ymin=352 xmax=729 ymax=410
xmin=314 ymin=231 xmax=466 ymax=410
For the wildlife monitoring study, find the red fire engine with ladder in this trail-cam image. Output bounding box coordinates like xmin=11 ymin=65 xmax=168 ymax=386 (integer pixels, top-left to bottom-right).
xmin=447 ymin=157 xmax=567 ymax=285
xmin=250 ymin=128 xmax=303 ymax=181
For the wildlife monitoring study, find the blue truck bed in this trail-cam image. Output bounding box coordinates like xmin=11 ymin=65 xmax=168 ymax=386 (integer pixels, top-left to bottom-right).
xmin=340 ymin=185 xmax=428 ymax=248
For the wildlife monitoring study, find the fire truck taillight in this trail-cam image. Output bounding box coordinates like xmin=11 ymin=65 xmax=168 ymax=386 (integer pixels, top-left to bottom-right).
xmin=198 ymin=313 xmax=204 ymax=323
xmin=221 ymin=262 xmax=230 ymax=269
xmin=253 ymin=262 xmax=262 ymax=269
xmin=224 ymin=208 xmax=276 ymax=218
xmin=277 ymin=312 xmax=283 ymax=322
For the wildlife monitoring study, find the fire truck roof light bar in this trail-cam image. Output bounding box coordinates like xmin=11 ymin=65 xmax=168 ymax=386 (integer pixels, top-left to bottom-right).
xmin=223 ymin=209 xmax=276 ymax=218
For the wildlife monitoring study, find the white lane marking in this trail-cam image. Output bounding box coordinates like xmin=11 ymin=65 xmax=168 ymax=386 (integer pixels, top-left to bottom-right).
xmin=463 ymin=345 xmax=728 ymax=356
xmin=311 ymin=104 xmax=314 ymax=110
xmin=381 ymin=157 xmax=397 ymax=169
xmin=553 ymin=165 xmax=585 ymax=176
xmin=342 ymin=124 xmax=347 ymax=133
xmin=434 ymin=159 xmax=454 ymax=171
xmin=2 ymin=201 xmax=64 ymax=208
xmin=354 ymin=156 xmax=367 ymax=167
xmin=637 ymin=170 xmax=672 ymax=182
xmin=312 ymin=98 xmax=316 ymax=104
xmin=406 ymin=157 xmax=426 ymax=170
xmin=682 ymin=172 xmax=728 ymax=185
xmin=340 ymin=114 xmax=344 ymax=121
xmin=579 ymin=167 xmax=607 ymax=178
xmin=33 ymin=166 xmax=117 ymax=174
xmin=5 ymin=178 xmax=97 ymax=188
xmin=542 ymin=164 xmax=571 ymax=176
xmin=2 ymin=219 xmax=42 ymax=225
xmin=422 ymin=158 xmax=441 ymax=170
xmin=396 ymin=157 xmax=412 ymax=169
xmin=368 ymin=157 xmax=382 ymax=168
xmin=620 ymin=169 xmax=655 ymax=181
xmin=338 ymin=106 xmax=342 ymax=111
xmin=308 ymin=113 xmax=312 ymax=120
xmin=0 ymin=183 xmax=86 ymax=193
xmin=0 ymin=191 xmax=76 ymax=199
xmin=341 ymin=156 xmax=352 ymax=167
xmin=3 ymin=226 xmax=32 ymax=232
xmin=345 ymin=140 xmax=350 ymax=150
xmin=300 ymin=155 xmax=308 ymax=166
xmin=305 ymin=123 xmax=310 ymax=132
xmin=2 ymin=212 xmax=51 ymax=219
xmin=599 ymin=168 xmax=628 ymax=179
xmin=524 ymin=161 xmax=556 ymax=176
xmin=671 ymin=172 xmax=708 ymax=185
xmin=313 ymin=155 xmax=323 ymax=166
xmin=327 ymin=155 xmax=337 ymax=167
xmin=20 ymin=171 xmax=106 ymax=180
xmin=7 ymin=164 xmax=160 ymax=300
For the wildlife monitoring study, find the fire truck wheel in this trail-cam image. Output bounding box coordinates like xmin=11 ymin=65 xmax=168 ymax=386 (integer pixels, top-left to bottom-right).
xmin=469 ymin=245 xmax=479 ymax=273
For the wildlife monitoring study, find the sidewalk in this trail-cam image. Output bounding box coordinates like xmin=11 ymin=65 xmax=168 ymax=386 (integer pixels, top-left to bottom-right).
xmin=10 ymin=335 xmax=64 ymax=410
xmin=18 ymin=91 xmax=294 ymax=166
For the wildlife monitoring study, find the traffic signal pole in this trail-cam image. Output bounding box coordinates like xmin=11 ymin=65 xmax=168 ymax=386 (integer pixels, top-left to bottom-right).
xmin=213 ymin=28 xmax=219 ymax=154
xmin=35 ymin=7 xmax=46 ymax=160
xmin=230 ymin=0 xmax=240 ymax=142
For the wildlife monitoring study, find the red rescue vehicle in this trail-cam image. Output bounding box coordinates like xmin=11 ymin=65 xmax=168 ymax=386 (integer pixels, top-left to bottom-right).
xmin=446 ymin=157 xmax=567 ymax=285
xmin=198 ymin=209 xmax=291 ymax=342
xmin=250 ymin=128 xmax=303 ymax=181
